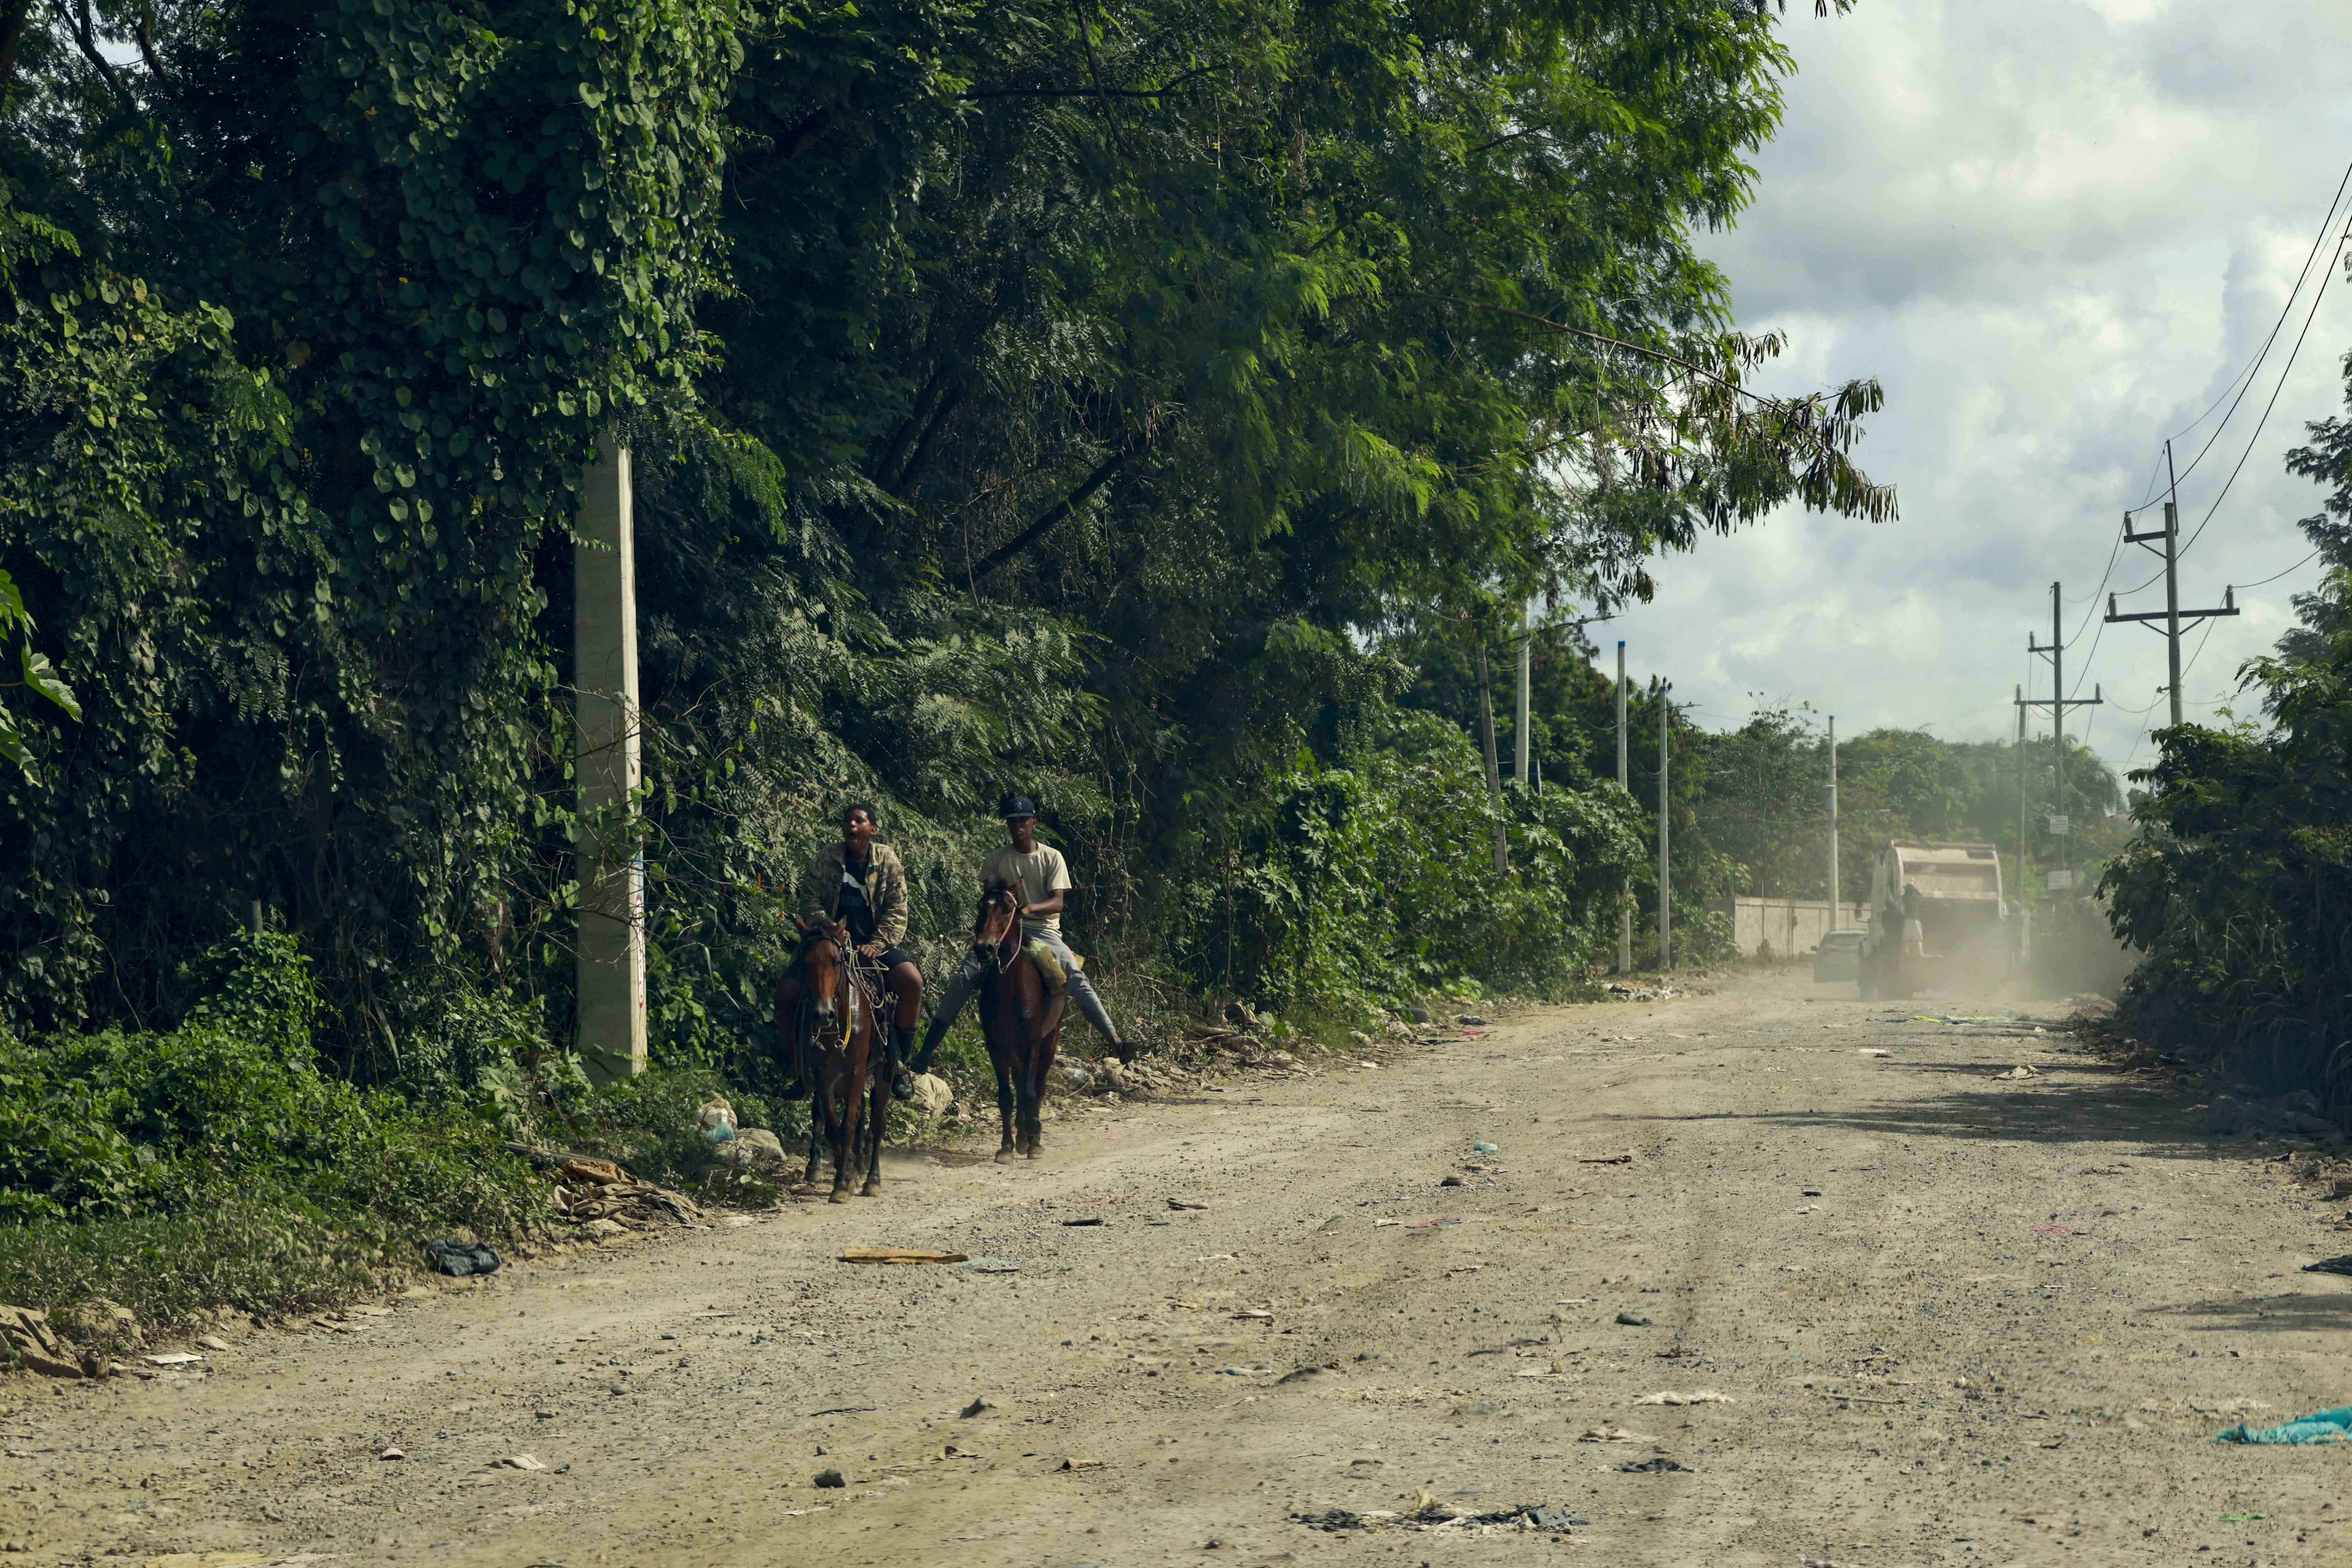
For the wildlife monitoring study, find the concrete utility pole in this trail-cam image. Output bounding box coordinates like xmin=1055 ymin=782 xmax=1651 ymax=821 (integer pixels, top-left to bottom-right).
xmin=2106 ymin=440 xmax=2239 ymax=728
xmin=1616 ymin=642 xmax=1632 ymax=975
xmin=1475 ymin=630 xmax=1508 ymax=876
xmin=2022 ymin=581 xmax=2101 ymax=898
xmin=575 ymin=433 xmax=647 ymax=1085
xmin=1826 ymin=716 xmax=1840 ymax=925
xmin=2014 ymin=687 xmax=2029 ymax=887
xmin=1514 ymin=616 xmax=1531 ymax=789
xmin=1657 ymin=680 xmax=1672 ymax=971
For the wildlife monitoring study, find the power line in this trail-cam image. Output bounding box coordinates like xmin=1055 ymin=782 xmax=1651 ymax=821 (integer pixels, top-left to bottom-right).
xmin=2177 ymin=212 xmax=2352 ymax=563
xmin=2125 ymin=153 xmax=2352 ymax=517
xmin=2235 ymin=546 xmax=2325 ymax=590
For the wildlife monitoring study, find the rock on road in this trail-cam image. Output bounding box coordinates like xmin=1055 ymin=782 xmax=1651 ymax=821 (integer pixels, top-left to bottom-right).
xmin=7 ymin=970 xmax=2352 ymax=1566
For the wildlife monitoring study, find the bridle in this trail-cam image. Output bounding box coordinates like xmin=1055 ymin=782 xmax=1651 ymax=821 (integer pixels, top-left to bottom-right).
xmin=975 ymin=888 xmax=1022 ymax=974
xmin=797 ymin=922 xmax=879 ymax=1057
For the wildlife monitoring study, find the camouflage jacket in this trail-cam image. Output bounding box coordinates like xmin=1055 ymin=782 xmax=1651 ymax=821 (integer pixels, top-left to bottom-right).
xmin=800 ymin=841 xmax=910 ymax=946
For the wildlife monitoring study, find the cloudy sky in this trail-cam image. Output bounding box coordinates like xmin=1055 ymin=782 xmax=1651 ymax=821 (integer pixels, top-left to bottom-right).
xmin=1601 ymin=0 xmax=2352 ymax=779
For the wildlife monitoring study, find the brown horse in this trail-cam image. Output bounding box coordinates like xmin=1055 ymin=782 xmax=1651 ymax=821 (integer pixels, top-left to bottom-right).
xmin=970 ymin=879 xmax=1067 ymax=1161
xmin=785 ymin=917 xmax=890 ymax=1200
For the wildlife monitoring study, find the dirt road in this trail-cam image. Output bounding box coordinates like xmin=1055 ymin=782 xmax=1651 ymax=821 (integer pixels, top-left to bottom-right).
xmin=8 ymin=969 xmax=2352 ymax=1567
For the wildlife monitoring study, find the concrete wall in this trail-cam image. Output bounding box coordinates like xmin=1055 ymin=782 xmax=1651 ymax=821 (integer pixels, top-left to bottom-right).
xmin=1709 ymin=897 xmax=1872 ymax=959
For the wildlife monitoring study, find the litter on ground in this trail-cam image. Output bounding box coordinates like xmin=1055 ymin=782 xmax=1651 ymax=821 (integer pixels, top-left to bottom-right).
xmin=839 ymin=1248 xmax=969 ymax=1265
xmin=1632 ymin=1389 xmax=1733 ymax=1405
xmin=2213 ymin=1405 xmax=2352 ymax=1444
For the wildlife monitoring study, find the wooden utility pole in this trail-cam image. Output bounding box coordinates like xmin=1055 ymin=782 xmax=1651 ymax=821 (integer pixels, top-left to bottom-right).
xmin=2106 ymin=440 xmax=2239 ymax=728
xmin=575 ymin=433 xmax=646 ymax=1084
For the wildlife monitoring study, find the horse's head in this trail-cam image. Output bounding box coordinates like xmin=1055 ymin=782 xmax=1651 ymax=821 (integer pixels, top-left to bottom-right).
xmin=974 ymin=878 xmax=1022 ymax=957
xmin=800 ymin=915 xmax=851 ymax=1030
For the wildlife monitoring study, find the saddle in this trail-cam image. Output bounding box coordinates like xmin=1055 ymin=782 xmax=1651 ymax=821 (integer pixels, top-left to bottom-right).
xmin=1022 ymin=940 xmax=1085 ymax=992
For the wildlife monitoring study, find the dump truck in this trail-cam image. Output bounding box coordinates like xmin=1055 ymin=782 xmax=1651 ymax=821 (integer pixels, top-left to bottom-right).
xmin=1856 ymin=840 xmax=2009 ymax=999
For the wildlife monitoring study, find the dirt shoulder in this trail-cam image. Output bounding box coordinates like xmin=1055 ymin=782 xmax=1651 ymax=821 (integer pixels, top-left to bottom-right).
xmin=6 ymin=969 xmax=2352 ymax=1567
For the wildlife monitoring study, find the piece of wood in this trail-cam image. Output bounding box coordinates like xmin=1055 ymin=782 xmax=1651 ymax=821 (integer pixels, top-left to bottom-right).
xmin=838 ymin=1248 xmax=970 ymax=1265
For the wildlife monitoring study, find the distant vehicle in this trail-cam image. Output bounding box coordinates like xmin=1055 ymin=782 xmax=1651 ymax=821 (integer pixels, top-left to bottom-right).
xmin=1857 ymin=841 xmax=2008 ymax=1000
xmin=1813 ymin=929 xmax=1865 ymax=983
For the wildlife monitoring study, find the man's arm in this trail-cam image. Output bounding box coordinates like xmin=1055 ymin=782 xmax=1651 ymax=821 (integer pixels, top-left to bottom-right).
xmin=799 ymin=845 xmax=835 ymax=926
xmin=873 ymin=847 xmax=910 ymax=946
xmin=1020 ymin=848 xmax=1074 ymax=920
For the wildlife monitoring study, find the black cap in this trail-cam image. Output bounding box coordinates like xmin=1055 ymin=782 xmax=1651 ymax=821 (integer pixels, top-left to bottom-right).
xmin=998 ymin=794 xmax=1040 ymax=819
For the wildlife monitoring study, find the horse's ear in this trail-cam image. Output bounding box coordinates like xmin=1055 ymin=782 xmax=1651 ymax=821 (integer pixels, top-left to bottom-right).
xmin=791 ymin=915 xmax=809 ymax=934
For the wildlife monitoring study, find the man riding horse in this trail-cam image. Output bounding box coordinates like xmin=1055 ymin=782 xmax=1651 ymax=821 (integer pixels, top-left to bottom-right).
xmin=780 ymin=803 xmax=923 ymax=1102
xmin=914 ymin=793 xmax=1131 ymax=1072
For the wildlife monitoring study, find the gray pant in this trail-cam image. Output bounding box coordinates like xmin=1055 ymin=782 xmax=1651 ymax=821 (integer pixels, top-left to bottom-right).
xmin=922 ymin=925 xmax=1118 ymax=1054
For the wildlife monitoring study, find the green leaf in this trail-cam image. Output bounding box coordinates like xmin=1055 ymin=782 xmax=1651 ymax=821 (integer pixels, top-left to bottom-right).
xmin=19 ymin=649 xmax=78 ymax=722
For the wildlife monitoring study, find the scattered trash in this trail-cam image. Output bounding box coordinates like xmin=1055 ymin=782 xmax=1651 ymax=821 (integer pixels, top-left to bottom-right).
xmin=1457 ymin=1015 xmax=1488 ymax=1026
xmin=1232 ymin=1309 xmax=1275 ymax=1321
xmin=1857 ymin=1048 xmax=1891 ymax=1058
xmin=2220 ymin=1512 xmax=2268 ymax=1523
xmin=1632 ymin=1390 xmax=1732 ymax=1405
xmin=196 ymin=1335 xmax=231 ymax=1352
xmin=1057 ymin=1456 xmax=1104 ymax=1471
xmin=1991 ymin=1065 xmax=2042 ymax=1081
xmin=1407 ymin=1218 xmax=1462 ymax=1229
xmin=959 ymin=1397 xmax=995 ymax=1418
xmin=1168 ymin=1198 xmax=1209 ymax=1211
xmin=808 ymin=1405 xmax=877 ymax=1416
xmin=1062 ymin=1217 xmax=1107 ymax=1228
xmin=1439 ymin=1175 xmax=1465 ymax=1188
xmin=814 ymin=1468 xmax=847 ymax=1487
xmin=1293 ymin=1502 xmax=1580 ymax=1535
xmin=2302 ymin=1256 xmax=2352 ymax=1277
xmin=2030 ymin=1224 xmax=2083 ymax=1237
xmin=961 ymin=1257 xmax=1021 ymax=1273
xmin=838 ymin=1248 xmax=969 ymax=1265
xmin=1472 ymin=1141 xmax=1500 ymax=1155
xmin=498 ymin=1453 xmax=546 ymax=1471
xmin=558 ymin=1156 xmax=630 ymax=1186
xmin=1578 ymin=1151 xmax=1635 ymax=1164
xmin=2213 ymin=1405 xmax=2352 ymax=1444
xmin=907 ymin=1073 xmax=955 ymax=1116
xmin=697 ymin=1098 xmax=738 ymax=1133
xmin=1802 ymin=1189 xmax=1823 ymax=1197
xmin=1615 ymin=1312 xmax=1652 ymax=1327
xmin=1617 ymin=1455 xmax=1690 ymax=1473
xmin=1215 ymin=1365 xmax=1274 ymax=1376
xmin=424 ymin=1240 xmax=503 ymax=1277
xmin=1577 ymin=1426 xmax=1653 ymax=1442
xmin=140 ymin=1352 xmax=206 ymax=1367
xmin=378 ymin=1446 xmax=406 ymax=1461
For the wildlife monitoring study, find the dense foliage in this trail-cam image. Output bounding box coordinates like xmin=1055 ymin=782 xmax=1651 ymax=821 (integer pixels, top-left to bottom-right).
xmin=2 ymin=0 xmax=1889 ymax=1065
xmin=2100 ymin=371 xmax=2352 ymax=1100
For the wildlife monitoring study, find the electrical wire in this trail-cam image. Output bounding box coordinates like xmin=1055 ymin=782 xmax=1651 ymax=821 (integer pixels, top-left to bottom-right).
xmin=2177 ymin=214 xmax=2352 ymax=563
xmin=2234 ymin=546 xmax=2325 ymax=590
xmin=2124 ymin=154 xmax=2352 ymax=516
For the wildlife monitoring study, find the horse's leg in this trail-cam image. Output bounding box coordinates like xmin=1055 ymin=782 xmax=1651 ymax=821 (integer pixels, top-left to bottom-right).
xmin=861 ymin=1059 xmax=888 ymax=1197
xmin=835 ymin=1008 xmax=874 ymax=1201
xmin=1026 ymin=1012 xmax=1062 ymax=1158
xmin=992 ymin=1050 xmax=1017 ymax=1163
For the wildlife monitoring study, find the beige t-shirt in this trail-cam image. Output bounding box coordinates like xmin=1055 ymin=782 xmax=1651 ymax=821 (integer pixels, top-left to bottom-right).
xmin=982 ymin=842 xmax=1072 ymax=934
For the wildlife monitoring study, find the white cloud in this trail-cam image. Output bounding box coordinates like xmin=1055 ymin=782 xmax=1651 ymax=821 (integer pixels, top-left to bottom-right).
xmin=1606 ymin=0 xmax=2352 ymax=778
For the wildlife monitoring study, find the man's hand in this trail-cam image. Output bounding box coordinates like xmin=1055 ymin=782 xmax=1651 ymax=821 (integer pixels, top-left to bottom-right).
xmin=857 ymin=941 xmax=884 ymax=959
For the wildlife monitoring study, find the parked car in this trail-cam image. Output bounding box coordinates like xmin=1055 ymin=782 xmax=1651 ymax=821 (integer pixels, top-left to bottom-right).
xmin=1813 ymin=929 xmax=1866 ymax=983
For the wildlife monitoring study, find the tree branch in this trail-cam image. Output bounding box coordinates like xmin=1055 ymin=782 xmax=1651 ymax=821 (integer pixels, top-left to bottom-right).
xmin=969 ymin=427 xmax=1156 ymax=583
xmin=56 ymin=0 xmax=132 ymax=109
xmin=0 ymin=0 xmax=34 ymax=107
xmin=1400 ymin=290 xmax=1759 ymax=402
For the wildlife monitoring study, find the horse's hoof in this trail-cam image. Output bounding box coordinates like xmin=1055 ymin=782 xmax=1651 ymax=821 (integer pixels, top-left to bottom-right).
xmin=1024 ymin=1145 xmax=1042 ymax=1159
xmin=828 ymin=1188 xmax=850 ymax=1204
xmin=861 ymin=1181 xmax=881 ymax=1197
xmin=994 ymin=1148 xmax=1017 ymax=1164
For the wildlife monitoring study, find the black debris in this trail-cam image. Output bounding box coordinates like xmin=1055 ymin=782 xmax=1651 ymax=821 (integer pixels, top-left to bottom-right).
xmin=1617 ymin=1456 xmax=1691 ymax=1474
xmin=2303 ymin=1256 xmax=2352 ymax=1277
xmin=424 ymin=1240 xmax=502 ymax=1277
xmin=1615 ymin=1311 xmax=1652 ymax=1327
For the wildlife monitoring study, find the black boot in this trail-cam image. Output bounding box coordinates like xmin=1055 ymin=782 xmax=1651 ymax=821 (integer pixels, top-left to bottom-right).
xmin=909 ymin=1021 xmax=945 ymax=1078
xmin=889 ymin=1024 xmax=918 ymax=1102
